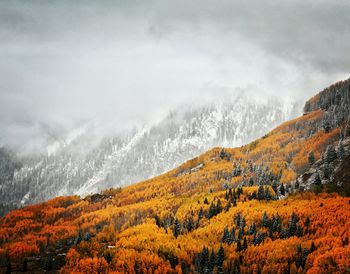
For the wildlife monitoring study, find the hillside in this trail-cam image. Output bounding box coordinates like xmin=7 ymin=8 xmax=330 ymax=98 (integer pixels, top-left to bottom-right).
xmin=0 ymin=78 xmax=350 ymax=273
xmin=0 ymin=95 xmax=299 ymax=210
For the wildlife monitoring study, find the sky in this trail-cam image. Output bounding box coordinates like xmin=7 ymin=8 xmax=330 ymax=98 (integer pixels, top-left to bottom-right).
xmin=0 ymin=0 xmax=349 ymax=152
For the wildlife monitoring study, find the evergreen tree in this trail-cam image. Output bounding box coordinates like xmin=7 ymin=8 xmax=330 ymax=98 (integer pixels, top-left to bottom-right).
xmin=198 ymin=207 xmax=204 ymax=220
xmin=338 ymin=142 xmax=346 ymax=159
xmin=301 ymin=248 xmax=309 ymax=268
xmin=216 ymin=199 xmax=222 ymax=214
xmin=185 ymin=216 xmax=195 ymax=232
xmin=262 ymin=212 xmax=270 ymax=228
xmin=236 ymin=240 xmax=242 ymax=252
xmin=207 ymin=202 xmax=216 ymax=219
xmin=257 ymin=185 xmax=265 ymax=200
xmin=231 ymin=197 xmax=237 ymax=207
xmin=308 ymin=151 xmax=316 ymax=165
xmin=22 ymin=258 xmax=28 ymax=272
xmin=296 ymin=245 xmax=303 ymax=268
xmin=248 ymin=222 xmax=256 ymax=235
xmin=264 ymin=186 xmax=273 ymax=200
xmin=222 ymin=227 xmax=230 ymax=244
xmin=6 ymin=259 xmax=11 ymax=274
xmin=272 ymin=181 xmax=278 ymax=194
xmin=313 ymin=172 xmax=322 ymax=185
xmin=228 ymin=228 xmax=235 ymax=244
xmin=216 ymin=245 xmax=225 ymax=274
xmin=195 ymin=247 xmax=209 ymax=274
xmin=44 ymin=256 xmax=53 ymax=271
xmin=271 ymin=215 xmax=282 ymax=233
xmin=253 ymin=232 xmax=265 ymax=245
xmin=224 ymin=200 xmax=231 ymax=212
xmin=323 ymin=163 xmax=332 ymax=180
xmin=288 ymin=212 xmax=299 ymax=237
xmin=305 ymin=216 xmax=310 ymax=228
xmin=155 ymin=214 xmax=162 ymax=228
xmin=208 ymin=249 xmax=216 ymax=273
xmin=310 ymin=242 xmax=316 ymax=253
xmin=173 ymin=218 xmax=181 ymax=238
xmin=242 ymin=237 xmax=248 ymax=250
xmin=322 ymin=117 xmax=331 ymax=133
xmin=280 ymin=184 xmax=285 ymax=196
xmin=325 ymin=145 xmax=337 ymax=163
xmin=225 ymin=190 xmax=229 ymax=201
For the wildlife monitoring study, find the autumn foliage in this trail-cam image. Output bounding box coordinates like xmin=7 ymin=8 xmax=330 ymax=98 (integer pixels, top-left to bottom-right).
xmin=1 ymin=80 xmax=350 ymax=273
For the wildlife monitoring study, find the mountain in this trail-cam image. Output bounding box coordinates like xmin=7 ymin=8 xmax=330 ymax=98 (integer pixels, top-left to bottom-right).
xmin=0 ymin=94 xmax=300 ymax=208
xmin=0 ymin=78 xmax=349 ymax=273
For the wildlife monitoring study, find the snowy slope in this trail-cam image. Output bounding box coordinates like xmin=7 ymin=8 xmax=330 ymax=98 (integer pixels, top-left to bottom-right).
xmin=0 ymin=95 xmax=301 ymax=205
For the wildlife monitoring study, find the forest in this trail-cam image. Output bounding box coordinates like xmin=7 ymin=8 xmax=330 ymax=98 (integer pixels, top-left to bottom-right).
xmin=0 ymin=78 xmax=350 ymax=273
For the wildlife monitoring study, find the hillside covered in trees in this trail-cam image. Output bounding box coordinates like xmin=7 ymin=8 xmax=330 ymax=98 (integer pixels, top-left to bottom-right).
xmin=1 ymin=78 xmax=350 ymax=273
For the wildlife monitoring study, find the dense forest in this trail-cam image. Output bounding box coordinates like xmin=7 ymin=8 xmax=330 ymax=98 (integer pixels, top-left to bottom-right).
xmin=1 ymin=78 xmax=350 ymax=273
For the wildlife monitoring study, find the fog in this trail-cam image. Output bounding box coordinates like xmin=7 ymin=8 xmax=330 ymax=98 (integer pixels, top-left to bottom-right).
xmin=1 ymin=0 xmax=349 ymax=152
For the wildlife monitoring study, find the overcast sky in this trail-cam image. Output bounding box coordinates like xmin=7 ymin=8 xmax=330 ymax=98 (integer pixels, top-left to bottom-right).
xmin=0 ymin=0 xmax=349 ymax=151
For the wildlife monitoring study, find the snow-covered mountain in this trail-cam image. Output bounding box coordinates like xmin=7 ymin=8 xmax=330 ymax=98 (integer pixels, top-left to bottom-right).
xmin=0 ymin=95 xmax=302 ymax=206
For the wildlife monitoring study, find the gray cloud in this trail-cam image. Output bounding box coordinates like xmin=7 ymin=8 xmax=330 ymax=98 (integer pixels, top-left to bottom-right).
xmin=0 ymin=0 xmax=349 ymax=152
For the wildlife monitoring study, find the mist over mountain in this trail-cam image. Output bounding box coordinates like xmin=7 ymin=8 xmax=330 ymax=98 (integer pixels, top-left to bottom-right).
xmin=0 ymin=94 xmax=301 ymax=207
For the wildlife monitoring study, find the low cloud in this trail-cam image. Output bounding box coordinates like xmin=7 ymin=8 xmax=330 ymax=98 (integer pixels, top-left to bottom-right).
xmin=0 ymin=0 xmax=349 ymax=152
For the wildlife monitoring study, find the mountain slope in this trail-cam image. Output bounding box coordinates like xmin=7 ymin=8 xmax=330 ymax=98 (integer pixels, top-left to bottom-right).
xmin=0 ymin=95 xmax=300 ymax=208
xmin=0 ymin=78 xmax=350 ymax=273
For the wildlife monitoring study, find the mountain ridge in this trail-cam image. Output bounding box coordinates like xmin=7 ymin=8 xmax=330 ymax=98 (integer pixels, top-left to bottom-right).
xmin=0 ymin=95 xmax=300 ymax=208
xmin=0 ymin=78 xmax=350 ymax=273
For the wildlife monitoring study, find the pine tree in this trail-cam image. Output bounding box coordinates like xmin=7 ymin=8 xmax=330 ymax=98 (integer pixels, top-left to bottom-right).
xmin=216 ymin=199 xmax=222 ymax=214
xmin=216 ymin=245 xmax=225 ymax=274
xmin=208 ymin=249 xmax=216 ymax=273
xmin=222 ymin=227 xmax=230 ymax=243
xmin=264 ymin=186 xmax=273 ymax=200
xmin=257 ymin=185 xmax=265 ymax=200
xmin=242 ymin=237 xmax=248 ymax=250
xmin=253 ymin=232 xmax=265 ymax=245
xmin=185 ymin=216 xmax=194 ymax=232
xmin=271 ymin=215 xmax=282 ymax=233
xmin=338 ymin=142 xmax=346 ymax=159
xmin=22 ymin=258 xmax=28 ymax=272
xmin=225 ymin=190 xmax=229 ymax=201
xmin=173 ymin=218 xmax=181 ymax=238
xmin=228 ymin=227 xmax=235 ymax=244
xmin=323 ymin=163 xmax=332 ymax=180
xmin=236 ymin=240 xmax=242 ymax=252
xmin=262 ymin=212 xmax=269 ymax=228
xmin=305 ymin=216 xmax=310 ymax=226
xmin=272 ymin=181 xmax=278 ymax=194
xmin=288 ymin=212 xmax=299 ymax=237
xmin=322 ymin=117 xmax=331 ymax=133
xmin=310 ymin=242 xmax=316 ymax=253
xmin=155 ymin=214 xmax=162 ymax=228
xmin=207 ymin=202 xmax=216 ymax=219
xmin=280 ymin=184 xmax=285 ymax=196
xmin=308 ymin=151 xmax=316 ymax=165
xmin=198 ymin=207 xmax=204 ymax=220
xmin=44 ymin=256 xmax=53 ymax=271
xmin=195 ymin=247 xmax=209 ymax=274
xmin=313 ymin=172 xmax=322 ymax=185
xmin=325 ymin=145 xmax=337 ymax=163
xmin=248 ymin=222 xmax=256 ymax=235
xmin=296 ymin=245 xmax=303 ymax=268
xmin=302 ymin=248 xmax=309 ymax=268
xmin=224 ymin=200 xmax=231 ymax=212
